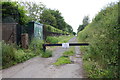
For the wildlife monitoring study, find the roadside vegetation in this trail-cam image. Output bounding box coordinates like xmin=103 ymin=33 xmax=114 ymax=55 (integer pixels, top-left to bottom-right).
xmin=46 ymin=35 xmax=74 ymax=44
xmin=77 ymin=2 xmax=119 ymax=78
xmin=2 ymin=41 xmax=36 ymax=69
xmin=41 ymin=50 xmax=52 ymax=58
xmin=53 ymin=47 xmax=75 ymax=66
xmin=1 ymin=38 xmax=52 ymax=69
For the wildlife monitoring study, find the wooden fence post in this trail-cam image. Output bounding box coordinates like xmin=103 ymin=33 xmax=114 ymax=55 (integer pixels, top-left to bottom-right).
xmin=21 ymin=33 xmax=28 ymax=49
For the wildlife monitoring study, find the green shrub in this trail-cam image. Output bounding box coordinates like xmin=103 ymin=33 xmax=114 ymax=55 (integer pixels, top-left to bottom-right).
xmin=78 ymin=3 xmax=119 ymax=78
xmin=53 ymin=56 xmax=71 ymax=66
xmin=45 ymin=25 xmax=69 ymax=34
xmin=29 ymin=38 xmax=44 ymax=54
xmin=2 ymin=42 xmax=16 ymax=67
xmin=46 ymin=36 xmax=58 ymax=44
xmin=14 ymin=49 xmax=36 ymax=63
xmin=41 ymin=50 xmax=52 ymax=58
xmin=2 ymin=41 xmax=37 ymax=69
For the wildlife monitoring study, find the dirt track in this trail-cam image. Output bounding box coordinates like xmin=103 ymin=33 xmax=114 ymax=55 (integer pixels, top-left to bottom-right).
xmin=2 ymin=37 xmax=85 ymax=78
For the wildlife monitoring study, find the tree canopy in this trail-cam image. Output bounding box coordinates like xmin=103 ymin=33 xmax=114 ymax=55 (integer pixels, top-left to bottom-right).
xmin=2 ymin=1 xmax=73 ymax=34
xmin=19 ymin=2 xmax=45 ymax=21
xmin=40 ymin=9 xmax=73 ymax=33
xmin=1 ymin=2 xmax=28 ymax=25
xmin=77 ymin=16 xmax=90 ymax=33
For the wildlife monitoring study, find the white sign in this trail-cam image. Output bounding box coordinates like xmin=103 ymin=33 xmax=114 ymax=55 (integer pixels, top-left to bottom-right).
xmin=62 ymin=43 xmax=69 ymax=48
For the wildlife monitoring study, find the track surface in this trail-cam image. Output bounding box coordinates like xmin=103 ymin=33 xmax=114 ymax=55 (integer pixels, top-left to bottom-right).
xmin=2 ymin=37 xmax=85 ymax=78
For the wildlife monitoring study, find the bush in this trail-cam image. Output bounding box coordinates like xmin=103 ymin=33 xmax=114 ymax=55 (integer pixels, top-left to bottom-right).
xmin=46 ymin=36 xmax=58 ymax=44
xmin=41 ymin=50 xmax=52 ymax=58
xmin=2 ymin=42 xmax=16 ymax=67
xmin=29 ymin=38 xmax=44 ymax=54
xmin=1 ymin=41 xmax=37 ymax=69
xmin=14 ymin=49 xmax=36 ymax=63
xmin=45 ymin=25 xmax=69 ymax=34
xmin=78 ymin=3 xmax=119 ymax=78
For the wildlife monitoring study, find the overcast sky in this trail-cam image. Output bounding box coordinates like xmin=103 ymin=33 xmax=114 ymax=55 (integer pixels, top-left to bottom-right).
xmin=13 ymin=0 xmax=118 ymax=32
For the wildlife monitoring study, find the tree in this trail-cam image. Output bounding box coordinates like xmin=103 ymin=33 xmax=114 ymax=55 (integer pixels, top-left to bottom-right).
xmin=2 ymin=2 xmax=28 ymax=25
xmin=83 ymin=16 xmax=89 ymax=26
xmin=40 ymin=8 xmax=73 ymax=33
xmin=77 ymin=16 xmax=90 ymax=33
xmin=40 ymin=9 xmax=57 ymax=27
xmin=73 ymin=32 xmax=76 ymax=35
xmin=19 ymin=2 xmax=45 ymax=21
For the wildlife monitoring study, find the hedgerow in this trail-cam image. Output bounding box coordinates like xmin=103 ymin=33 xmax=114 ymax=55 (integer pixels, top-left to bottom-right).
xmin=78 ymin=2 xmax=119 ymax=78
xmin=45 ymin=25 xmax=69 ymax=34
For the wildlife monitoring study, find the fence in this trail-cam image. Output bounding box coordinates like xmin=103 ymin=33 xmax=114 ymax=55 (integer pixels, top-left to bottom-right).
xmin=2 ymin=23 xmax=18 ymax=44
xmin=1 ymin=23 xmax=23 ymax=45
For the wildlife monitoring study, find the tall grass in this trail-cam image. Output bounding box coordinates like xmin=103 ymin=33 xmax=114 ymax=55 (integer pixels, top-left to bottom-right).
xmin=78 ymin=3 xmax=119 ymax=78
xmin=46 ymin=36 xmax=58 ymax=44
xmin=46 ymin=35 xmax=74 ymax=44
xmin=29 ymin=38 xmax=44 ymax=54
xmin=2 ymin=42 xmax=16 ymax=68
xmin=2 ymin=38 xmax=45 ymax=69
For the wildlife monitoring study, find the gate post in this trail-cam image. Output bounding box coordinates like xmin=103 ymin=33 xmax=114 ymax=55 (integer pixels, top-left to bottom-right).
xmin=42 ymin=44 xmax=46 ymax=52
xmin=21 ymin=33 xmax=28 ymax=49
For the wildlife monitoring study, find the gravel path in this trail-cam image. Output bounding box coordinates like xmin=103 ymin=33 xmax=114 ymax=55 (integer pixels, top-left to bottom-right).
xmin=1 ymin=37 xmax=85 ymax=78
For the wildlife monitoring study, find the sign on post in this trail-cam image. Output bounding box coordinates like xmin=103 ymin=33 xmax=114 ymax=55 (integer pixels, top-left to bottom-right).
xmin=62 ymin=43 xmax=69 ymax=48
xmin=43 ymin=43 xmax=89 ymax=52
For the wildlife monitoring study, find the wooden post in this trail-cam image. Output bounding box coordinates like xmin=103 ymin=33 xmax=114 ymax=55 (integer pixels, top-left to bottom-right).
xmin=21 ymin=33 xmax=28 ymax=49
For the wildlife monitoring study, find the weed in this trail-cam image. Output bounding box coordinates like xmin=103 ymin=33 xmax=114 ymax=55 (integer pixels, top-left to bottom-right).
xmin=41 ymin=50 xmax=52 ymax=58
xmin=2 ymin=42 xmax=16 ymax=67
xmin=53 ymin=56 xmax=71 ymax=66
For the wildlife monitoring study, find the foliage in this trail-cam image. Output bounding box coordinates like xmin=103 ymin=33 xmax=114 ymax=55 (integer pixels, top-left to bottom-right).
xmin=41 ymin=50 xmax=52 ymax=58
xmin=46 ymin=36 xmax=58 ymax=44
xmin=1 ymin=41 xmax=37 ymax=69
xmin=77 ymin=16 xmax=90 ymax=33
xmin=29 ymin=38 xmax=44 ymax=54
xmin=53 ymin=47 xmax=75 ymax=66
xmin=45 ymin=25 xmax=68 ymax=34
xmin=53 ymin=56 xmax=71 ymax=66
xmin=14 ymin=49 xmax=36 ymax=63
xmin=77 ymin=2 xmax=119 ymax=78
xmin=57 ymin=35 xmax=74 ymax=43
xmin=40 ymin=9 xmax=57 ymax=27
xmin=1 ymin=2 xmax=28 ymax=25
xmin=73 ymin=32 xmax=76 ymax=35
xmin=2 ymin=42 xmax=16 ymax=68
xmin=46 ymin=35 xmax=74 ymax=44
xmin=40 ymin=9 xmax=73 ymax=33
xmin=19 ymin=2 xmax=45 ymax=22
